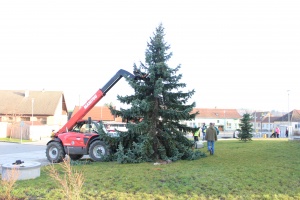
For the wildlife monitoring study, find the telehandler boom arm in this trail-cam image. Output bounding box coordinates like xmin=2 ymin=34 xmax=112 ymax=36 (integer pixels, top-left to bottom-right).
xmin=56 ymin=69 xmax=134 ymax=134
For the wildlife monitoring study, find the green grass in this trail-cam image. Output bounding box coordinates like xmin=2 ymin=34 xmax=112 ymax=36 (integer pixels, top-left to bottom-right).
xmin=2 ymin=139 xmax=300 ymax=200
xmin=0 ymin=137 xmax=32 ymax=143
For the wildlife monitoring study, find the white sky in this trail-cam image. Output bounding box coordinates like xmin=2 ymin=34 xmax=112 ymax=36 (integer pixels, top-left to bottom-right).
xmin=0 ymin=0 xmax=299 ymax=112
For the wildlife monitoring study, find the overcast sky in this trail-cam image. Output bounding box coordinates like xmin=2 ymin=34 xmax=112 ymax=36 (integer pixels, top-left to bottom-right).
xmin=0 ymin=0 xmax=299 ymax=112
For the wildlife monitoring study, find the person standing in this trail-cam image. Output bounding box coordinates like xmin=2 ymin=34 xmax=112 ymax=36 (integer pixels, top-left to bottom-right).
xmin=286 ymin=128 xmax=289 ymax=138
xmin=275 ymin=127 xmax=280 ymax=138
xmin=201 ymin=123 xmax=207 ymax=141
xmin=51 ymin=129 xmax=56 ymax=138
xmin=205 ymin=123 xmax=218 ymax=155
xmin=193 ymin=127 xmax=200 ymax=142
xmin=213 ymin=123 xmax=220 ymax=135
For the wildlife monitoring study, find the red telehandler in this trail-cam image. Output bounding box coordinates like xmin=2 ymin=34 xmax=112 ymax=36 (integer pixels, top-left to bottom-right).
xmin=46 ymin=69 xmax=144 ymax=163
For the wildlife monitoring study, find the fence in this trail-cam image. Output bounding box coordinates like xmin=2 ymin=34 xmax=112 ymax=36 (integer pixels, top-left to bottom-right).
xmin=0 ymin=122 xmax=59 ymax=141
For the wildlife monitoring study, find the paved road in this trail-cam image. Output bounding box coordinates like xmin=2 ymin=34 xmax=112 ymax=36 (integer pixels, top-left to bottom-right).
xmin=0 ymin=139 xmax=51 ymax=174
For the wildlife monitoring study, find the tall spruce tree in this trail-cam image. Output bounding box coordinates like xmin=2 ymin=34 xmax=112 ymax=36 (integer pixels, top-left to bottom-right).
xmin=238 ymin=113 xmax=253 ymax=142
xmin=100 ymin=24 xmax=205 ymax=163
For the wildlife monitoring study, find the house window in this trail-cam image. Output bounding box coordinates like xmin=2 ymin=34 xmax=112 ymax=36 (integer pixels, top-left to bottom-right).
xmin=40 ymin=118 xmax=47 ymax=125
xmin=217 ymin=120 xmax=219 ymax=123
xmin=227 ymin=122 xmax=231 ymax=129
xmin=21 ymin=117 xmax=30 ymax=121
xmin=190 ymin=122 xmax=194 ymax=127
xmin=295 ymin=124 xmax=300 ymax=129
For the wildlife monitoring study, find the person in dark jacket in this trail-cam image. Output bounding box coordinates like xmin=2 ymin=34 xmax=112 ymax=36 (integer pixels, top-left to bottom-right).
xmin=205 ymin=123 xmax=218 ymax=155
xmin=201 ymin=123 xmax=207 ymax=141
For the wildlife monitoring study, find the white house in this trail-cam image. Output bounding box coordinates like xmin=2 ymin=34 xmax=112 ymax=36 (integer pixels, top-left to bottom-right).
xmin=182 ymin=108 xmax=242 ymax=132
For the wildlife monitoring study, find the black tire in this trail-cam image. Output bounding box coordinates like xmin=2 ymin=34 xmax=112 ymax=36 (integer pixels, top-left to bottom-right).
xmin=69 ymin=154 xmax=84 ymax=161
xmin=89 ymin=140 xmax=108 ymax=161
xmin=46 ymin=141 xmax=65 ymax=163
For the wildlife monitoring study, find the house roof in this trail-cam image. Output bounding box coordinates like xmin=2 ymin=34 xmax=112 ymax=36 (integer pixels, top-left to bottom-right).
xmin=250 ymin=111 xmax=269 ymax=121
xmin=192 ymin=108 xmax=242 ymax=119
xmin=0 ymin=90 xmax=66 ymax=116
xmin=262 ymin=116 xmax=280 ymax=123
xmin=71 ymin=106 xmax=116 ymax=121
xmin=248 ymin=111 xmax=281 ymax=123
xmin=275 ymin=109 xmax=300 ymax=122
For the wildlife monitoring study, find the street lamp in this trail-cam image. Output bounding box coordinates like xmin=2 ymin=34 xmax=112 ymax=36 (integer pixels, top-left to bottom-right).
xmin=32 ymin=98 xmax=34 ymax=126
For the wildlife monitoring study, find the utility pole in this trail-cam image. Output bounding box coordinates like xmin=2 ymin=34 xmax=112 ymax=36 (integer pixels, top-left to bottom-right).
xmin=31 ymin=98 xmax=34 ymax=126
xmin=287 ymin=90 xmax=290 ymax=126
xmin=268 ymin=112 xmax=270 ymax=135
xmin=224 ymin=110 xmax=226 ymax=132
xmin=260 ymin=117 xmax=262 ymax=137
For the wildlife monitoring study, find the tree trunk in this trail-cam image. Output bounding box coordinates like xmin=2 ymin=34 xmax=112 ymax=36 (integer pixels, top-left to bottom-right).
xmin=150 ymin=97 xmax=159 ymax=160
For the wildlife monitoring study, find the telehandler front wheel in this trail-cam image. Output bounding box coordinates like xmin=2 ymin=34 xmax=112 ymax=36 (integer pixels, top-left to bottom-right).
xmin=46 ymin=141 xmax=65 ymax=163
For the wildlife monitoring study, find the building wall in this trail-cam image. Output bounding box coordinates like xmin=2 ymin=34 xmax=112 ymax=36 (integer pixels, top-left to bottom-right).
xmin=50 ymin=96 xmax=68 ymax=126
xmin=0 ymin=122 xmax=7 ymax=138
xmin=30 ymin=125 xmax=58 ymax=141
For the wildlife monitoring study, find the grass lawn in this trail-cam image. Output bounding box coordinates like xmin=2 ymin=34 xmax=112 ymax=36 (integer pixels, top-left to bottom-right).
xmin=1 ymin=139 xmax=300 ymax=200
xmin=0 ymin=138 xmax=32 ymax=143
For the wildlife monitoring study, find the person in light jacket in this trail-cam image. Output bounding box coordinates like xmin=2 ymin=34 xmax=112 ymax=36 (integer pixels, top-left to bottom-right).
xmin=275 ymin=127 xmax=280 ymax=138
xmin=205 ymin=123 xmax=218 ymax=155
xmin=193 ymin=127 xmax=200 ymax=142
